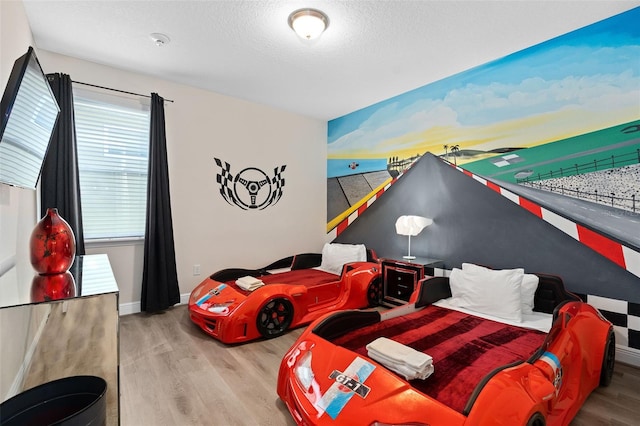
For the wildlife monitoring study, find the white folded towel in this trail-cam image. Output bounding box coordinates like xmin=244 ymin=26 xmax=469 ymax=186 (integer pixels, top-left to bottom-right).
xmin=235 ymin=276 xmax=264 ymax=291
xmin=368 ymin=357 xmax=434 ymax=381
xmin=366 ymin=337 xmax=434 ymax=380
xmin=366 ymin=337 xmax=433 ymax=370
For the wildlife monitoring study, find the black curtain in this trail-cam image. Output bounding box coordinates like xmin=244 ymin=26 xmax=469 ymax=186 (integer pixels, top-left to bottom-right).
xmin=141 ymin=93 xmax=180 ymax=313
xmin=41 ymin=73 xmax=85 ymax=255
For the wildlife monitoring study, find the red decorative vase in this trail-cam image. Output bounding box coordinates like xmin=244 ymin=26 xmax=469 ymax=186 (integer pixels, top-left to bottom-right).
xmin=30 ymin=272 xmax=76 ymax=302
xmin=30 ymin=208 xmax=76 ymax=274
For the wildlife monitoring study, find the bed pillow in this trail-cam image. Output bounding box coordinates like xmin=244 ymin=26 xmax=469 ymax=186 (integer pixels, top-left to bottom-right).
xmin=450 ymin=266 xmax=524 ymax=322
xmin=520 ymin=274 xmax=539 ymax=315
xmin=319 ymin=243 xmax=366 ymax=275
xmin=462 ymin=263 xmax=538 ymax=315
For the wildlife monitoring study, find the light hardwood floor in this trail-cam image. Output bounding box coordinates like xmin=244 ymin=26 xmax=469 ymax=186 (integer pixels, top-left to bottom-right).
xmin=120 ymin=305 xmax=640 ymax=425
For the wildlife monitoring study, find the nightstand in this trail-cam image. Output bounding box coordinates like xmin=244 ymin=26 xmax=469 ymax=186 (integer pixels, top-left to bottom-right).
xmin=381 ymin=257 xmax=444 ymax=307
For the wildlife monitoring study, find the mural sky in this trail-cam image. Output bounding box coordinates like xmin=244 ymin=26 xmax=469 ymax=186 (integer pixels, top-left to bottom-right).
xmin=327 ymin=7 xmax=640 ymax=167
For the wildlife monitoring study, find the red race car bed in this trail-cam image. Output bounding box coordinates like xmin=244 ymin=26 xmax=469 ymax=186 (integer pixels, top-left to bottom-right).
xmin=277 ymin=264 xmax=615 ymax=426
xmin=189 ymin=244 xmax=382 ymax=344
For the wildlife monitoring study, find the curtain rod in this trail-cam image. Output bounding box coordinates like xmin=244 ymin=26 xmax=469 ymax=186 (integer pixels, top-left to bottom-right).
xmin=72 ymin=80 xmax=174 ymax=103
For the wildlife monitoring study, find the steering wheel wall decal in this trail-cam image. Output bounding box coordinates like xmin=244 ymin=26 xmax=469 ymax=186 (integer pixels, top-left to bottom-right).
xmin=214 ymin=158 xmax=286 ymax=210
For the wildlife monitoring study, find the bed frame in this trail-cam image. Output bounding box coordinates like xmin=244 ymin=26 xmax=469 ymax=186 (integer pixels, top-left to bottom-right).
xmin=312 ymin=274 xmax=581 ymax=415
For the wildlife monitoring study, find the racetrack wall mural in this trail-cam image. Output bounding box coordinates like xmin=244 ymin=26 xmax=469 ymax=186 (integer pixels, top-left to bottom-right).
xmin=327 ymin=7 xmax=640 ymax=231
xmin=327 ymin=7 xmax=640 ymax=359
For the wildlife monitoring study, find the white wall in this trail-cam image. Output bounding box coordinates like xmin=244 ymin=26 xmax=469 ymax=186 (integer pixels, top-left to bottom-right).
xmin=35 ymin=50 xmax=328 ymax=309
xmin=0 ymin=0 xmax=42 ymax=400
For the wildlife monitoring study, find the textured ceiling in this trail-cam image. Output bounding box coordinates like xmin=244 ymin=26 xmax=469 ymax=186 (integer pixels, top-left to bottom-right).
xmin=23 ymin=0 xmax=639 ymax=120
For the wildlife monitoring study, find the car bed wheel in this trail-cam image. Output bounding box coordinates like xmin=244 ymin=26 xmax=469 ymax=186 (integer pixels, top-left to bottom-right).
xmin=526 ymin=412 xmax=545 ymax=426
xmin=256 ymin=298 xmax=293 ymax=338
xmin=367 ymin=277 xmax=383 ymax=307
xmin=600 ymin=328 xmax=615 ymax=387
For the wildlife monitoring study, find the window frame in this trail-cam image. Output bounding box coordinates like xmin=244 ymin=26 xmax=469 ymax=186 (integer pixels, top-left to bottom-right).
xmin=72 ymin=86 xmax=151 ymax=242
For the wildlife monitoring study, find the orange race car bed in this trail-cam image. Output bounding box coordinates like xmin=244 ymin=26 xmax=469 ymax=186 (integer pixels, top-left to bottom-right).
xmin=277 ymin=264 xmax=614 ymax=426
xmin=189 ymin=244 xmax=382 ymax=344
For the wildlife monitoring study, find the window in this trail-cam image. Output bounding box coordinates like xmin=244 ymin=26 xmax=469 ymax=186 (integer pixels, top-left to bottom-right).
xmin=73 ymin=87 xmax=150 ymax=240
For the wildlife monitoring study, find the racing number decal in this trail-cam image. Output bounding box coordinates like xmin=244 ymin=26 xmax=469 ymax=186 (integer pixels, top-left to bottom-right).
xmin=329 ymin=370 xmax=371 ymax=398
xmin=315 ymin=357 xmax=375 ymax=420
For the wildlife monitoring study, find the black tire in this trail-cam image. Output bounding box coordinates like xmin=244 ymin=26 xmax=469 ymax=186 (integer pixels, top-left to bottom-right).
xmin=599 ymin=328 xmax=615 ymax=387
xmin=526 ymin=412 xmax=546 ymax=426
xmin=367 ymin=277 xmax=383 ymax=307
xmin=256 ymin=298 xmax=293 ymax=338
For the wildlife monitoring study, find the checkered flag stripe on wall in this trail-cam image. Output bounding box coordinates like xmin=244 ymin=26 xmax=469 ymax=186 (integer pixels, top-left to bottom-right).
xmin=214 ymin=157 xmax=236 ymax=206
xmin=269 ymin=165 xmax=286 ymax=206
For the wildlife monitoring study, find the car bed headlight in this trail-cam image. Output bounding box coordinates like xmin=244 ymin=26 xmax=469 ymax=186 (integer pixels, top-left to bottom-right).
xmin=294 ymin=351 xmax=315 ymax=391
xmin=206 ymin=301 xmax=234 ymax=314
xmin=191 ymin=286 xmax=203 ymax=301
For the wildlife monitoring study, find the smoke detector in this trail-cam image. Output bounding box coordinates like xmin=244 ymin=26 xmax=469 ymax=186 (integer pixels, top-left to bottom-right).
xmin=149 ymin=33 xmax=170 ymax=47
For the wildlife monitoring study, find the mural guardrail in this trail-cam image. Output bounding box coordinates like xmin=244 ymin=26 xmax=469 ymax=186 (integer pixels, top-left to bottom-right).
xmin=517 ymin=149 xmax=639 ymax=213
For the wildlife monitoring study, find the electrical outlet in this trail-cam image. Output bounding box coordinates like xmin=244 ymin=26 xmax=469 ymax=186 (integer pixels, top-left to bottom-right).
xmin=193 ymin=264 xmax=201 ymax=276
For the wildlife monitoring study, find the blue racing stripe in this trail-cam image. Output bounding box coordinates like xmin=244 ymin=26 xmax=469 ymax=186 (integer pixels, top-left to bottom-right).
xmin=196 ymin=283 xmax=227 ymax=306
xmin=324 ymin=360 xmax=376 ymax=420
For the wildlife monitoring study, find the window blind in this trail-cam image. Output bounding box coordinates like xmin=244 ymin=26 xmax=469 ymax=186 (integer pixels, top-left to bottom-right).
xmin=73 ymin=89 xmax=150 ymax=240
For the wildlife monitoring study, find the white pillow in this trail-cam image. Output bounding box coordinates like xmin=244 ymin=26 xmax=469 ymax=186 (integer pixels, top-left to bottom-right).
xmin=520 ymin=274 xmax=539 ymax=315
xmin=450 ymin=266 xmax=524 ymax=322
xmin=319 ymin=243 xmax=366 ymax=275
xmin=462 ymin=263 xmax=538 ymax=315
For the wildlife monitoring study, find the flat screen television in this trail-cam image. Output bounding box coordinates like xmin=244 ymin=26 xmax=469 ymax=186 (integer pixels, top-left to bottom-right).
xmin=0 ymin=46 xmax=60 ymax=189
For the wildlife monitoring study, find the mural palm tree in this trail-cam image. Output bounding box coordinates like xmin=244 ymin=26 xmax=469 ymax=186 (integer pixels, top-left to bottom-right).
xmin=450 ymin=144 xmax=460 ymax=165
xmin=443 ymin=144 xmax=449 ymax=161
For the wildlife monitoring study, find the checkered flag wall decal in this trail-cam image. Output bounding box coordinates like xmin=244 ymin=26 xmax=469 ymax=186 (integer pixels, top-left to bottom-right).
xmin=269 ymin=165 xmax=287 ymax=206
xmin=214 ymin=158 xmax=236 ymax=206
xmin=214 ymin=158 xmax=286 ymax=210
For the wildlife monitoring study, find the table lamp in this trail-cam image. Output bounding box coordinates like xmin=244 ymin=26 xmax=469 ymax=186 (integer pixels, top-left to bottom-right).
xmin=395 ymin=215 xmax=433 ymax=260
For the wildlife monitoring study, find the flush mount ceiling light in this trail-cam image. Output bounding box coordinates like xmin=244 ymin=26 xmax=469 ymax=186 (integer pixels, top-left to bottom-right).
xmin=149 ymin=33 xmax=170 ymax=47
xmin=288 ymin=8 xmax=329 ymax=40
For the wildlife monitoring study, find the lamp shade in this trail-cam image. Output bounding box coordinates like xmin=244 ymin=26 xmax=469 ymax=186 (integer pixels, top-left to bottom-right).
xmin=395 ymin=215 xmax=433 ymax=236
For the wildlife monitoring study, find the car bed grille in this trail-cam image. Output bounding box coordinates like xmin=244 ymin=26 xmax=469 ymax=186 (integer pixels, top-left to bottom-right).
xmin=204 ymin=318 xmax=217 ymax=333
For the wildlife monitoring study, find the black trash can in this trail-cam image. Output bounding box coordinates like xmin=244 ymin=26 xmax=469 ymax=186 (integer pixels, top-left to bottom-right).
xmin=0 ymin=375 xmax=107 ymax=426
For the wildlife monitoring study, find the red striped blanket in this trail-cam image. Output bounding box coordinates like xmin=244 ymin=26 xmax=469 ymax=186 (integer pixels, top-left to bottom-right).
xmin=331 ymin=305 xmax=547 ymax=413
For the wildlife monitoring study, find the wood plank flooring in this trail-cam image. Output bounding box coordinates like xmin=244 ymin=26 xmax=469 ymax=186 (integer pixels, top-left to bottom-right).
xmin=120 ymin=305 xmax=640 ymax=425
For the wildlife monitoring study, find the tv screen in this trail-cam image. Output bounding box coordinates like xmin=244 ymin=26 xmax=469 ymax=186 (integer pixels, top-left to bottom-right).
xmin=0 ymin=46 xmax=60 ymax=189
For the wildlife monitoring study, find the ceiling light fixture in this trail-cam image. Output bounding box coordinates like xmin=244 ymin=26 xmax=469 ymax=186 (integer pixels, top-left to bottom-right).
xmin=288 ymin=8 xmax=329 ymax=40
xmin=149 ymin=33 xmax=170 ymax=47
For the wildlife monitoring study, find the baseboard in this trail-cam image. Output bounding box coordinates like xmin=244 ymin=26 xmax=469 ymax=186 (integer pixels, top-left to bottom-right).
xmin=119 ymin=301 xmax=141 ymax=316
xmin=616 ymin=344 xmax=640 ymax=367
xmin=119 ymin=293 xmax=190 ymax=316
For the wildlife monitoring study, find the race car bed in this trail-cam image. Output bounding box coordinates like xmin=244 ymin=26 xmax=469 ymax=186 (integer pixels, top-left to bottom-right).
xmin=189 ymin=244 xmax=382 ymax=344
xmin=278 ymin=264 xmax=615 ymax=426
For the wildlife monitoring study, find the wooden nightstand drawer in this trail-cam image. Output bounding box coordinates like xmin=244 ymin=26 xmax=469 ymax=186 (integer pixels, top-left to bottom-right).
xmin=384 ymin=264 xmax=420 ymax=302
xmin=381 ymin=258 xmax=443 ymax=307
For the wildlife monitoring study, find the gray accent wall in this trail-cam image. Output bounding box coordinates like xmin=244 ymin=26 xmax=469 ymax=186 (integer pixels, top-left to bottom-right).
xmin=335 ymin=153 xmax=640 ymax=303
